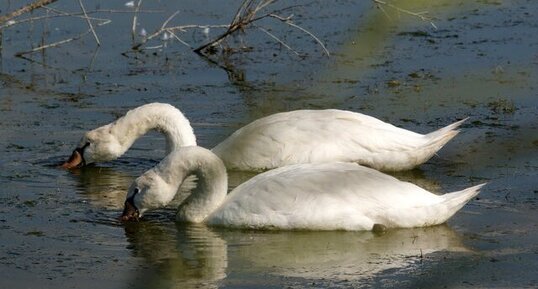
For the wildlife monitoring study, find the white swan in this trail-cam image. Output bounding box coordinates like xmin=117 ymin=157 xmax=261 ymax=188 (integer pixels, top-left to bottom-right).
xmin=120 ymin=146 xmax=484 ymax=231
xmin=62 ymin=103 xmax=466 ymax=171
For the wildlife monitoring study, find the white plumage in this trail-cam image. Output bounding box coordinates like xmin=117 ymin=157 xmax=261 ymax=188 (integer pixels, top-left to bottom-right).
xmin=63 ymin=103 xmax=465 ymax=171
xmin=121 ymin=146 xmax=484 ymax=231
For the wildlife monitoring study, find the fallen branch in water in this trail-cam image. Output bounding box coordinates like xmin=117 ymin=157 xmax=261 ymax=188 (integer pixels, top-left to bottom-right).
xmin=192 ymin=0 xmax=329 ymax=57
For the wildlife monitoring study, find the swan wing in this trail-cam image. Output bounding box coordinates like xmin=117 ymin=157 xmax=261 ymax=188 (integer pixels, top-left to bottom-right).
xmin=212 ymin=110 xmax=459 ymax=171
xmin=207 ymin=163 xmax=480 ymax=230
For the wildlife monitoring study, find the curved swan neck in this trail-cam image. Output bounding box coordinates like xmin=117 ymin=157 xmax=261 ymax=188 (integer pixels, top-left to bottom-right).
xmin=159 ymin=147 xmax=228 ymax=223
xmin=111 ymin=103 xmax=197 ymax=154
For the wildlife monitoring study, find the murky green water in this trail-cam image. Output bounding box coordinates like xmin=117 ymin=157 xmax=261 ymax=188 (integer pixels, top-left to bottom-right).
xmin=1 ymin=0 xmax=537 ymax=288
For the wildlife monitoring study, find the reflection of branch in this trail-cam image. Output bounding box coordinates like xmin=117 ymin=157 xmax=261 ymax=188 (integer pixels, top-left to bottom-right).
xmin=373 ymin=0 xmax=437 ymax=29
xmin=0 ymin=0 xmax=58 ymax=25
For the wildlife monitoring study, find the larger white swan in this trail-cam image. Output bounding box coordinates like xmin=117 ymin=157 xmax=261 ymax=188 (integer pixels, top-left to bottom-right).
xmin=120 ymin=146 xmax=484 ymax=231
xmin=62 ymin=103 xmax=466 ymax=171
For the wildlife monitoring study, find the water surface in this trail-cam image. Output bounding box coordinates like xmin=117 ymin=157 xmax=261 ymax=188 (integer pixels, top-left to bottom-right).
xmin=1 ymin=0 xmax=537 ymax=288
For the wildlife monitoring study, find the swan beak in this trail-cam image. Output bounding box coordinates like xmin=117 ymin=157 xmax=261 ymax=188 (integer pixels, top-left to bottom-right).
xmin=60 ymin=149 xmax=84 ymax=169
xmin=121 ymin=199 xmax=140 ymax=222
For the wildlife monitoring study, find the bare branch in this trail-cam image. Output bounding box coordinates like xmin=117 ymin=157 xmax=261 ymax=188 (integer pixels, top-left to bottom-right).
xmin=0 ymin=0 xmax=59 ymax=25
xmin=193 ymin=0 xmax=329 ymax=58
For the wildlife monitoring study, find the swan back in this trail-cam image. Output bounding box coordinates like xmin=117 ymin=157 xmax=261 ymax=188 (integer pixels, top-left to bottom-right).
xmin=211 ymin=110 xmax=464 ymax=171
xmin=206 ymin=163 xmax=483 ymax=230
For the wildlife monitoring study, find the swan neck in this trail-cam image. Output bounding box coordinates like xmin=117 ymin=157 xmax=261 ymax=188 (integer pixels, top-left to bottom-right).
xmin=113 ymin=103 xmax=197 ymax=154
xmin=172 ymin=148 xmax=228 ymax=223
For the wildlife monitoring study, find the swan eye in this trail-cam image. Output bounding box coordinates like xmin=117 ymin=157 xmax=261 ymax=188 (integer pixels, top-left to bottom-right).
xmin=133 ymin=188 xmax=140 ymax=195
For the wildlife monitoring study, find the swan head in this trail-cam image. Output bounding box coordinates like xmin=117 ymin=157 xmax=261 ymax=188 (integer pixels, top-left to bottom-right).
xmin=121 ymin=170 xmax=177 ymax=222
xmin=62 ymin=125 xmax=124 ymax=168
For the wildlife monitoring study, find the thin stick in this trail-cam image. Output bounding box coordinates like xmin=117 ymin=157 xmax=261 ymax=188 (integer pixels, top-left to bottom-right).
xmin=78 ymin=0 xmax=100 ymax=46
xmin=0 ymin=0 xmax=59 ymax=25
xmin=160 ymin=10 xmax=180 ymax=30
xmin=15 ymin=29 xmax=92 ymax=56
xmin=256 ymin=25 xmax=300 ymax=57
xmin=372 ymin=0 xmax=437 ymax=29
xmin=167 ymin=30 xmax=192 ymax=48
xmin=0 ymin=9 xmax=157 ymax=29
xmin=131 ymin=0 xmax=143 ymax=42
xmin=269 ymin=14 xmax=329 ymax=57
xmin=131 ymin=10 xmax=182 ymax=50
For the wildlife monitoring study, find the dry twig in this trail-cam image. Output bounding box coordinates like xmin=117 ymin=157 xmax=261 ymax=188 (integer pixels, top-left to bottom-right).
xmin=0 ymin=0 xmax=59 ymax=25
xmin=373 ymin=0 xmax=437 ymax=29
xmin=0 ymin=9 xmax=157 ymax=30
xmin=131 ymin=9 xmax=229 ymax=51
xmin=268 ymin=13 xmax=329 ymax=56
xmin=78 ymin=0 xmax=101 ymax=46
xmin=131 ymin=0 xmax=143 ymax=42
xmin=15 ymin=29 xmax=92 ymax=56
xmin=193 ymin=0 xmax=329 ymax=58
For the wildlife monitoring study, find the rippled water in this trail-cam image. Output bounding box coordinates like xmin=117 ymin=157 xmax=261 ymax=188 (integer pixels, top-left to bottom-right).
xmin=1 ymin=0 xmax=537 ymax=288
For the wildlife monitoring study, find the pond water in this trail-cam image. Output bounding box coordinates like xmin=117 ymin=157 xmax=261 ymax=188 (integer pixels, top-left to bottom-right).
xmin=1 ymin=0 xmax=537 ymax=288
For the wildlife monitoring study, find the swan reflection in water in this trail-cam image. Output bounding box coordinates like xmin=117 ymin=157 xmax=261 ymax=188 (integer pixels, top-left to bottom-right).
xmin=68 ymin=163 xmax=258 ymax=210
xmin=123 ymin=222 xmax=228 ymax=289
xmin=123 ymin=221 xmax=470 ymax=288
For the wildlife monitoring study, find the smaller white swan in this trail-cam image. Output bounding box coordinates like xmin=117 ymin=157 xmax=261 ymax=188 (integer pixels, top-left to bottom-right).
xmin=121 ymin=146 xmax=484 ymax=231
xmin=62 ymin=103 xmax=466 ymax=172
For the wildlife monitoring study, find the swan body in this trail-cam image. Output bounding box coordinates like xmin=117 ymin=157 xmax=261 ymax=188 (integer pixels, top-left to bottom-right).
xmin=62 ymin=103 xmax=466 ymax=171
xmin=212 ymin=109 xmax=466 ymax=171
xmin=121 ymin=146 xmax=484 ymax=231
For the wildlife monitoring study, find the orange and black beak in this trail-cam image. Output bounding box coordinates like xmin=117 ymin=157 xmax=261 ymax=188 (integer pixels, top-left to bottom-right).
xmin=121 ymin=195 xmax=140 ymax=222
xmin=60 ymin=143 xmax=89 ymax=169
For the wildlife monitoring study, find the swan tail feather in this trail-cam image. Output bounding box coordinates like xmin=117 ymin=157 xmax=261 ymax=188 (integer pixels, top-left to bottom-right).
xmin=424 ymin=117 xmax=468 ymax=150
xmin=435 ymin=183 xmax=485 ymax=223
xmin=381 ymin=183 xmax=484 ymax=229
